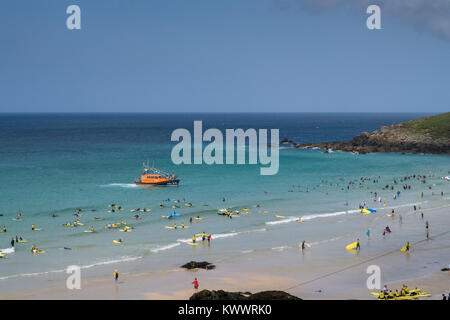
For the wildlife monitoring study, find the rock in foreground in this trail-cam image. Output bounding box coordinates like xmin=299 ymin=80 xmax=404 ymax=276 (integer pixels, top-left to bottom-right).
xmin=181 ymin=261 xmax=216 ymax=270
xmin=190 ymin=290 xmax=301 ymax=300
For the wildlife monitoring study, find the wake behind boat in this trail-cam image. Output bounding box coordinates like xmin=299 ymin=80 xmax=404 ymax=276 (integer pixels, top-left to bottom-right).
xmin=134 ymin=162 xmax=180 ymax=186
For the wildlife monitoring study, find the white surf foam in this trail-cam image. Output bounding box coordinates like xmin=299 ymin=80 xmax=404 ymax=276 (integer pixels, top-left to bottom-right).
xmin=102 ymin=183 xmax=139 ymax=188
xmin=0 ymin=247 xmax=15 ymax=254
xmin=0 ymin=256 xmax=143 ymax=281
xmin=151 ymin=243 xmax=180 ymax=253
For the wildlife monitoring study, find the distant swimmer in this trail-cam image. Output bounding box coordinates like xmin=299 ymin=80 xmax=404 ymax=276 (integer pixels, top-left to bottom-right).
xmin=11 ymin=238 xmax=14 ymax=247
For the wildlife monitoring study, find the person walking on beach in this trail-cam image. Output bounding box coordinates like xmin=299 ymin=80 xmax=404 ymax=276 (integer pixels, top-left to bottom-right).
xmin=113 ymin=269 xmax=119 ymax=283
xmin=192 ymin=278 xmax=199 ymax=290
xmin=301 ymin=240 xmax=306 ymax=251
xmin=355 ymin=239 xmax=360 ymax=251
xmin=366 ymin=229 xmax=370 ymax=240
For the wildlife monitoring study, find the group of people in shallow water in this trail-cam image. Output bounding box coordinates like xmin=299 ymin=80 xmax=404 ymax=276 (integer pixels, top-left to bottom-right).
xmin=191 ymin=232 xmax=211 ymax=244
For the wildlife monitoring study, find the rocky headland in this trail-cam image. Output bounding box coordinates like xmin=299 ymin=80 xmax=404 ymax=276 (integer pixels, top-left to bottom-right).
xmin=281 ymin=113 xmax=450 ymax=154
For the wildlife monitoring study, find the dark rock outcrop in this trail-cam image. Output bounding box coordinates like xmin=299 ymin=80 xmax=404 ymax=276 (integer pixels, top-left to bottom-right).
xmin=189 ymin=289 xmax=301 ymax=300
xmin=181 ymin=261 xmax=216 ymax=270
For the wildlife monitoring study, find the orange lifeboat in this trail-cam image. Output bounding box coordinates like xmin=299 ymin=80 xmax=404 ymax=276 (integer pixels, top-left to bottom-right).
xmin=135 ymin=163 xmax=180 ymax=186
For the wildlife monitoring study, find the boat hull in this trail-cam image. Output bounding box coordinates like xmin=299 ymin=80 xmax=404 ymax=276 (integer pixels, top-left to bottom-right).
xmin=135 ymin=179 xmax=180 ymax=186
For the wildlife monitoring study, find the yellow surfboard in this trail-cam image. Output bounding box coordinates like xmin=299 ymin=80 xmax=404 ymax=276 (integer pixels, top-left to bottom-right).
xmin=400 ymin=245 xmax=410 ymax=252
xmin=346 ymin=241 xmax=358 ymax=250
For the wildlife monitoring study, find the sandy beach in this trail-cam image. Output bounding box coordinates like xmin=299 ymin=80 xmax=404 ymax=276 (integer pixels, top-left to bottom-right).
xmin=2 ymin=203 xmax=449 ymax=300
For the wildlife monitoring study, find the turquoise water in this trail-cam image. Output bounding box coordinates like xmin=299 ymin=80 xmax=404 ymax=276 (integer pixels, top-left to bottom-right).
xmin=0 ymin=113 xmax=448 ymax=291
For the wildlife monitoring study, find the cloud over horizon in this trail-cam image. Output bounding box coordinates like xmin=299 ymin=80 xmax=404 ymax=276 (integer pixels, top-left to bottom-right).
xmin=286 ymin=0 xmax=450 ymax=41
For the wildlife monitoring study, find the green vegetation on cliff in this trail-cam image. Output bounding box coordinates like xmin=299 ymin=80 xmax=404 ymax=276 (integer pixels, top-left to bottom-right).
xmin=400 ymin=112 xmax=450 ymax=140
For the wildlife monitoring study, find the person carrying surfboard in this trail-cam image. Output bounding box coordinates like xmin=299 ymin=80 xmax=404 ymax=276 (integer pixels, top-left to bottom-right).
xmin=404 ymin=242 xmax=411 ymax=252
xmin=355 ymin=239 xmax=360 ymax=250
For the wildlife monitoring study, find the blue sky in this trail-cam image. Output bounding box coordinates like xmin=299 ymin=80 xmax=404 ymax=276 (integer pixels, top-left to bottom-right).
xmin=0 ymin=0 xmax=449 ymax=112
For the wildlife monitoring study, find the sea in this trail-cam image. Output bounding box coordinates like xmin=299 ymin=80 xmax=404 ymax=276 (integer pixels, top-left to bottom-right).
xmin=0 ymin=113 xmax=449 ymax=294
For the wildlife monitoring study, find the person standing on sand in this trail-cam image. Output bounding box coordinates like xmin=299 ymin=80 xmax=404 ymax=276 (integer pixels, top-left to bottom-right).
xmin=355 ymin=239 xmax=360 ymax=250
xmin=192 ymin=278 xmax=199 ymax=290
xmin=113 ymin=269 xmax=119 ymax=282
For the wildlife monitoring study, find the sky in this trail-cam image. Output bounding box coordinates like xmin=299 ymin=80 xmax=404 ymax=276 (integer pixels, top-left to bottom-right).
xmin=0 ymin=0 xmax=449 ymax=113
